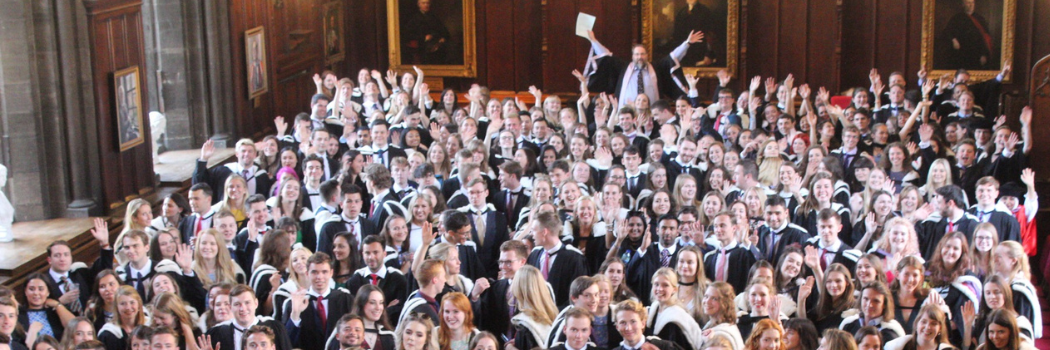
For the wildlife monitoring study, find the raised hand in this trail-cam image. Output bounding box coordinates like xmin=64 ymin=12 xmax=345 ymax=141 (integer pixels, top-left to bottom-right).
xmin=799 ymin=84 xmax=811 ymax=99
xmin=639 ymin=226 xmax=652 ymax=253
xmin=413 ymin=65 xmax=424 ymax=77
xmin=422 ymin=221 xmax=436 ymax=245
xmin=289 ymin=289 xmax=309 ymax=321
xmin=571 ymin=69 xmax=585 ymax=83
xmin=175 ymin=243 xmax=194 ymax=273
xmin=917 ymin=68 xmax=928 ymax=81
xmin=587 ymin=30 xmax=597 ymax=42
xmin=749 ymin=76 xmax=761 ymax=93
xmin=869 ymin=68 xmax=880 ymax=85
xmin=768 ymin=295 xmax=783 ymax=323
xmin=199 ymin=139 xmax=216 ymax=162
xmin=937 ymin=74 xmax=951 ymax=91
xmin=921 ymin=79 xmax=935 ymax=96
xmin=197 ymin=334 xmax=218 ymax=350
xmin=764 ymin=77 xmax=777 ymax=96
xmin=1021 ymin=168 xmax=1035 ymax=187
xmin=788 ymin=174 xmax=804 ymax=195
xmin=312 ymin=73 xmax=323 ymax=87
xmin=91 ymin=217 xmax=111 ymax=248
xmin=687 ymin=30 xmax=705 ymax=44
xmin=716 ymin=69 xmax=730 ymax=87
xmin=1000 ymin=63 xmax=1012 ymax=78
xmin=913 ymin=203 xmax=934 ymax=220
xmin=1020 ymin=106 xmax=1032 ymax=126
xmin=993 ymin=115 xmax=1007 ymax=129
xmin=961 ymin=301 xmax=976 ymax=325
xmin=385 ymin=70 xmax=398 ymax=86
xmin=798 ymin=276 xmax=815 ymax=301
xmin=784 ymin=74 xmax=795 ymax=89
xmin=817 ymin=87 xmax=831 ymax=105
xmin=529 ymin=85 xmax=542 ymax=101
xmin=686 ymin=73 xmax=701 ymax=88
xmin=1004 ymin=132 xmax=1020 ymax=153
xmin=803 ymin=246 xmax=821 ymax=270
xmin=419 ymin=83 xmax=430 ymax=97
xmin=275 ymin=116 xmax=288 ymax=136
xmin=906 ymin=142 xmax=919 ymax=156
xmin=594 ymin=147 xmax=614 ymax=167
xmin=471 ymin=277 xmax=490 ymax=300
xmin=370 ymin=70 xmax=383 ymax=82
xmin=864 ymin=213 xmax=877 ymax=235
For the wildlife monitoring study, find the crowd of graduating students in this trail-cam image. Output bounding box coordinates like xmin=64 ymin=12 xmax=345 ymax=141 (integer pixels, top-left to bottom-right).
xmin=1 ymin=40 xmax=1044 ymax=350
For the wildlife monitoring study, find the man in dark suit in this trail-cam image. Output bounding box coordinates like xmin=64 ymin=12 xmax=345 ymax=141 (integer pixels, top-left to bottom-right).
xmin=915 ymin=185 xmax=980 ymax=260
xmin=208 ymin=284 xmax=293 ymax=350
xmin=363 ymin=163 xmax=407 ymax=231
xmin=458 ymin=178 xmax=510 ymax=279
xmin=300 ymin=156 xmax=326 ymax=212
xmin=472 ymin=240 xmax=530 ymax=341
xmin=829 ymin=126 xmax=865 ymax=185
xmin=298 ymin=129 xmax=339 ymax=182
xmin=627 ymin=215 xmax=685 ymax=303
xmin=495 ymin=162 xmax=530 ymax=231
xmin=437 ymin=209 xmax=486 ymax=281
xmin=704 ymin=211 xmax=760 ymax=294
xmin=193 ymin=138 xmax=273 ymax=203
xmin=661 ymin=136 xmax=703 ymax=189
xmin=43 ymin=218 xmax=114 ymax=312
xmin=285 ymin=253 xmax=355 ymax=350
xmin=702 ymin=89 xmax=743 ymax=138
xmin=177 ymin=183 xmax=215 ymax=245
xmin=363 ymin=119 xmax=407 ymax=167
xmin=233 ymin=195 xmax=272 ymax=273
xmin=756 ymin=197 xmax=810 ymax=263
xmin=969 ymin=176 xmax=1021 ymax=243
xmin=318 ymin=184 xmax=373 ymax=255
xmin=802 ymin=209 xmax=863 ymax=275
xmin=583 ymin=29 xmax=704 ymax=103
xmin=527 ymin=210 xmax=588 ymax=308
xmin=347 ymin=235 xmax=409 ymax=308
xmin=622 ymin=147 xmax=648 ymax=201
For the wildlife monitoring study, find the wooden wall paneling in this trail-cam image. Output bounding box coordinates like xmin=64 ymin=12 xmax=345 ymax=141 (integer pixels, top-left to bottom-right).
xmin=746 ymin=0 xmax=779 ymax=79
xmin=802 ymin=0 xmax=841 ymax=93
xmin=840 ymin=0 xmax=876 ymax=91
xmin=777 ymin=0 xmax=808 ymax=80
xmin=543 ymin=0 xmax=581 ymax=94
xmin=482 ymin=0 xmax=516 ymax=90
xmin=872 ymin=0 xmax=908 ymax=75
xmin=272 ymin=0 xmax=323 ymax=122
xmin=84 ymin=0 xmax=156 ymax=208
xmin=229 ymin=0 xmax=275 ymax=138
xmin=513 ymin=0 xmax=543 ymax=91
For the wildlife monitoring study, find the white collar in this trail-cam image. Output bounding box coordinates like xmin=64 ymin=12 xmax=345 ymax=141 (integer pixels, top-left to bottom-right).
xmin=129 ymin=259 xmax=153 ymax=276
xmin=626 ymin=169 xmax=643 ymax=178
xmin=546 ymin=242 xmax=563 ymax=255
xmin=308 ymin=287 xmax=332 ymax=299
xmin=393 ymin=183 xmax=413 ymax=193
xmin=818 ymin=239 xmax=842 ymax=252
xmin=374 ymin=189 xmax=391 ymax=200
xmin=717 ymin=240 xmax=739 ymax=251
xmin=234 ymin=317 xmax=261 ymax=331
xmin=657 ymin=242 xmax=678 ymax=255
xmin=770 ymin=221 xmax=789 ymax=233
xmin=49 ymin=268 xmax=69 ymax=282
xmin=620 ymin=338 xmax=646 ymax=350
xmin=342 ymin=212 xmax=361 ymax=223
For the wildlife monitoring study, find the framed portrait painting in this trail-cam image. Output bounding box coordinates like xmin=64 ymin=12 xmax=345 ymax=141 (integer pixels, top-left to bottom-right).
xmin=245 ymin=26 xmax=269 ymax=99
xmin=387 ymin=0 xmax=477 ymax=77
xmin=642 ymin=0 xmax=740 ymax=78
xmin=921 ymin=0 xmax=1015 ymax=82
xmin=324 ymin=1 xmax=346 ymax=65
xmin=114 ymin=66 xmax=144 ymax=152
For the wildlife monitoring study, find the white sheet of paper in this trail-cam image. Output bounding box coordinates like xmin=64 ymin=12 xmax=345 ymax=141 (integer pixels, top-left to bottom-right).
xmin=576 ymin=13 xmax=596 ymax=38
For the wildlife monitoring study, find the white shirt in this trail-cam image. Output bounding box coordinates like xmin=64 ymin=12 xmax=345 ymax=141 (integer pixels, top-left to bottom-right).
xmin=49 ymin=269 xmax=70 ymax=293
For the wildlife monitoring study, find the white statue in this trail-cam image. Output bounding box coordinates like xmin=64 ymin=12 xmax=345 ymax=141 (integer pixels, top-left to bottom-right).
xmin=150 ymin=111 xmax=167 ymax=164
xmin=0 ymin=164 xmax=13 ymax=242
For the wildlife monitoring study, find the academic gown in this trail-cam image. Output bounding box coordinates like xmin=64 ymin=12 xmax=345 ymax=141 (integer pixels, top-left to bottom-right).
xmin=345 ymin=266 xmax=410 ymax=311
xmin=626 ymin=243 xmax=684 ymax=304
xmin=755 ymin=223 xmax=810 ymax=263
xmin=913 ymin=213 xmax=979 ymax=261
xmin=645 ymin=304 xmax=703 ymax=350
xmin=703 ymin=242 xmax=760 ymax=295
xmin=283 ymin=288 xmax=355 ymax=350
xmin=527 ymin=245 xmax=589 ymax=308
xmin=43 ymin=248 xmax=114 ymax=308
xmin=967 ymin=205 xmax=1021 ymax=243
xmin=792 ymin=203 xmax=853 ymax=247
xmin=207 ymin=317 xmax=293 ymax=350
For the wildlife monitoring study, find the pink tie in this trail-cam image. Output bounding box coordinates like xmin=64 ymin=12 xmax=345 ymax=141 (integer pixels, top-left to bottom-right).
xmin=542 ymin=252 xmax=553 ymax=279
xmin=715 ymin=250 xmax=728 ymax=281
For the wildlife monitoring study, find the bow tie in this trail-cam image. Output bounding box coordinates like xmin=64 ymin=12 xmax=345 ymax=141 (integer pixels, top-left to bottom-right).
xmin=233 ymin=325 xmax=247 ymax=333
xmin=473 ymin=209 xmax=488 ymax=216
xmin=506 ymin=189 xmax=522 ymax=195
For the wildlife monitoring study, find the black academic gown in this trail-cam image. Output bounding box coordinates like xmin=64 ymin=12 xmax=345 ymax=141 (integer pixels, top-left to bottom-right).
xmin=913 ymin=213 xmax=979 ymax=261
xmin=527 ymin=244 xmax=589 ymax=308
xmin=703 ymin=242 xmax=760 ymax=295
xmin=755 ymin=223 xmax=810 ymax=263
xmin=967 ymin=206 xmax=1021 ymax=243
xmin=283 ymin=288 xmax=355 ymax=350
xmin=208 ymin=318 xmax=293 ymax=350
xmin=626 ymin=243 xmax=683 ymax=304
xmin=345 ymin=266 xmax=409 ymax=312
xmin=43 ymin=248 xmax=114 ymax=308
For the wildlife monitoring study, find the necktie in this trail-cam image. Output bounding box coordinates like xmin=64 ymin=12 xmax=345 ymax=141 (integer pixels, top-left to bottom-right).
xmin=316 ymin=295 xmax=328 ymax=330
xmin=820 ymin=248 xmax=832 ymax=270
xmin=505 ymin=191 xmax=515 ymax=223
xmin=347 ymin=220 xmax=357 ymax=238
xmin=843 ymin=153 xmax=854 ymax=168
xmin=947 ymin=221 xmax=955 ymax=233
xmin=628 ymin=176 xmax=638 ymax=193
xmin=636 ymin=65 xmax=645 ymax=95
xmin=59 ymin=277 xmax=82 ymax=313
xmin=542 ymin=251 xmax=555 ymax=279
xmin=715 ymin=250 xmax=728 ymax=281
xmin=474 ymin=211 xmax=487 ymax=246
xmin=376 ymin=149 xmax=387 ymax=165
xmin=370 ymin=273 xmax=379 ymax=286
xmin=134 ymin=271 xmax=146 ymax=297
xmin=660 ymin=249 xmax=670 ymax=267
xmin=979 ymin=211 xmax=990 ymax=222
xmin=370 ymin=201 xmax=380 ymax=218
xmin=195 ymin=215 xmax=203 ymax=235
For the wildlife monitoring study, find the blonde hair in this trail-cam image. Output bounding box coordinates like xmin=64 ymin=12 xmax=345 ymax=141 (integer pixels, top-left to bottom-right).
xmin=997 ymin=241 xmax=1030 ymax=281
xmin=122 ymin=198 xmax=152 ymax=232
xmin=650 ymin=267 xmax=680 ymax=306
xmin=510 ymin=266 xmax=559 ymax=325
xmin=218 ymin=175 xmax=248 ymax=218
xmin=192 ymin=229 xmax=239 ymax=286
xmin=114 ymin=285 xmax=146 ymax=329
xmin=288 ymin=247 xmax=313 ymax=288
xmin=874 ymin=217 xmax=921 ymax=256
xmin=150 ymin=292 xmax=194 ymax=329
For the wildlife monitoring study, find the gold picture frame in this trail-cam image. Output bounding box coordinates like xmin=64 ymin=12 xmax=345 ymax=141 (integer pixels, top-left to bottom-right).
xmin=920 ymin=0 xmax=1015 ymax=82
xmin=323 ymin=0 xmax=346 ymax=65
xmin=386 ymin=0 xmax=477 ymax=77
xmin=114 ymin=66 xmax=144 ymax=152
xmin=245 ymin=26 xmax=269 ymax=99
xmin=642 ymin=0 xmax=740 ymax=79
